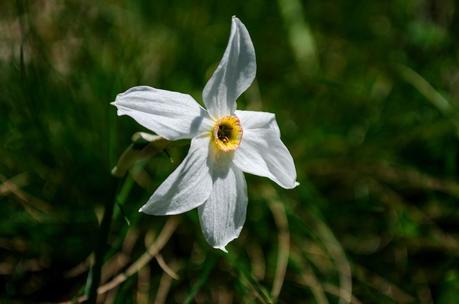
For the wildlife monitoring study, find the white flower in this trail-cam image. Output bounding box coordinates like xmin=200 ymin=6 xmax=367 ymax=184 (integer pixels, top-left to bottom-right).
xmin=113 ymin=17 xmax=298 ymax=251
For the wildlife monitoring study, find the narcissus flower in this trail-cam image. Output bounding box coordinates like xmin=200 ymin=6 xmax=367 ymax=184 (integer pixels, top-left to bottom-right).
xmin=113 ymin=17 xmax=298 ymax=251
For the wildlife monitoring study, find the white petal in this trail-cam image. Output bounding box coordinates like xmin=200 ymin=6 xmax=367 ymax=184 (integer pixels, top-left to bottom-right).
xmin=140 ymin=136 xmax=212 ymax=215
xmin=233 ymin=115 xmax=297 ymax=188
xmin=203 ymin=17 xmax=256 ymax=118
xmin=113 ymin=86 xmax=213 ymax=140
xmin=235 ymin=110 xmax=280 ymax=136
xmin=198 ymin=165 xmax=247 ymax=251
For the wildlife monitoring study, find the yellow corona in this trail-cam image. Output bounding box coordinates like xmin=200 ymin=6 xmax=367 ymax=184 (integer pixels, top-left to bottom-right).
xmin=211 ymin=116 xmax=243 ymax=152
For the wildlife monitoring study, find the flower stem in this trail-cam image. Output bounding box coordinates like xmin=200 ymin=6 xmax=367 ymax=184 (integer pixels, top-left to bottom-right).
xmin=85 ymin=178 xmax=122 ymax=303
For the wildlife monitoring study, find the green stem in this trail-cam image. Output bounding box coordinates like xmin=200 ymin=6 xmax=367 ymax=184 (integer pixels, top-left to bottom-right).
xmin=85 ymin=178 xmax=122 ymax=303
xmin=184 ymin=253 xmax=218 ymax=304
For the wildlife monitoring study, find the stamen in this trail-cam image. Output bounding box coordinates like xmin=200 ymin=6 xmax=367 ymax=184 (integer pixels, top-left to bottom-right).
xmin=211 ymin=116 xmax=243 ymax=152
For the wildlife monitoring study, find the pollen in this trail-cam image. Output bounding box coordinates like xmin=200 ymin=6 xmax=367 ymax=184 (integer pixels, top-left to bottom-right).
xmin=211 ymin=116 xmax=243 ymax=152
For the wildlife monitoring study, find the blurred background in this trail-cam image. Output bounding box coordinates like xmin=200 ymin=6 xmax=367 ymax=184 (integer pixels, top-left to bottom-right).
xmin=1 ymin=0 xmax=459 ymax=303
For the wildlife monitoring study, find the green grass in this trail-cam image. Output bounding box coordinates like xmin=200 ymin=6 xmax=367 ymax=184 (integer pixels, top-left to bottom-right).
xmin=1 ymin=0 xmax=459 ymax=302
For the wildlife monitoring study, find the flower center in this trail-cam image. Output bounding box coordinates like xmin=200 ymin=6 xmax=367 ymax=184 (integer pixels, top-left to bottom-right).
xmin=212 ymin=116 xmax=243 ymax=152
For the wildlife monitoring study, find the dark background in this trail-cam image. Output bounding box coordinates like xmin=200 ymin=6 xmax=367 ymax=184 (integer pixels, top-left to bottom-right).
xmin=1 ymin=0 xmax=459 ymax=303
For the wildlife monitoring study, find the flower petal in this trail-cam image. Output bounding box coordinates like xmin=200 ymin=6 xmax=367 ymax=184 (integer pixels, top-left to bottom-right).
xmin=198 ymin=165 xmax=247 ymax=252
xmin=113 ymin=86 xmax=212 ymax=140
xmin=203 ymin=17 xmax=256 ymax=118
xmin=235 ymin=110 xmax=280 ymax=136
xmin=233 ymin=115 xmax=298 ymax=189
xmin=140 ymin=136 xmax=212 ymax=215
